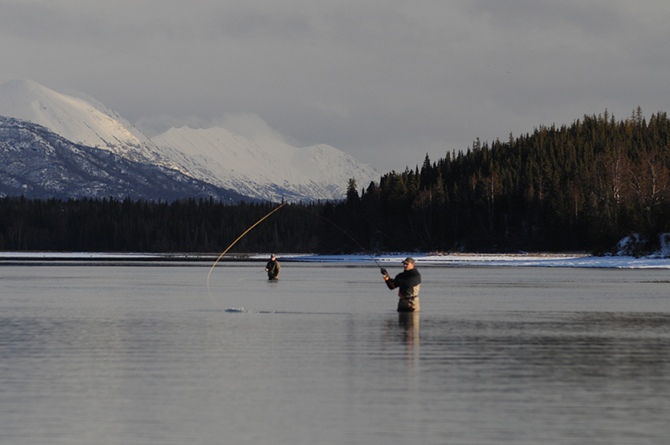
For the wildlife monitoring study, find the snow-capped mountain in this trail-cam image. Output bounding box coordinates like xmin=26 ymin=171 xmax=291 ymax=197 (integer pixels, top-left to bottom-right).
xmin=151 ymin=126 xmax=379 ymax=202
xmin=0 ymin=79 xmax=379 ymax=202
xmin=0 ymin=79 xmax=173 ymax=167
xmin=0 ymin=116 xmax=251 ymax=202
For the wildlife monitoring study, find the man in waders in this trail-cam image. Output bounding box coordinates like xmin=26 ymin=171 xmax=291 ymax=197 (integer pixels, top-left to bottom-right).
xmin=381 ymin=257 xmax=421 ymax=312
xmin=265 ymin=254 xmax=281 ymax=280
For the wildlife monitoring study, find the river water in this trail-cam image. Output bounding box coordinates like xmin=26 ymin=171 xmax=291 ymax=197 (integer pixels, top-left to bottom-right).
xmin=1 ymin=261 xmax=669 ymax=444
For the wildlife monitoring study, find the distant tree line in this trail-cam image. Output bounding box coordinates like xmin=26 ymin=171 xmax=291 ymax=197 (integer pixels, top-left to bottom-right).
xmin=342 ymin=108 xmax=670 ymax=254
xmin=1 ymin=109 xmax=669 ymax=254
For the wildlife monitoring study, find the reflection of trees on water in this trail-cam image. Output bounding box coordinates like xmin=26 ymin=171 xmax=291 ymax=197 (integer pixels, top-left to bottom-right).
xmin=523 ymin=313 xmax=670 ymax=381
xmin=425 ymin=312 xmax=670 ymax=384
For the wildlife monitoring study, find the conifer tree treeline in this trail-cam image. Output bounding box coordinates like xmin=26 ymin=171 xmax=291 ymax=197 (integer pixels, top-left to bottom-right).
xmin=0 ymin=197 xmax=328 ymax=253
xmin=1 ymin=110 xmax=669 ymax=254
xmin=340 ymin=109 xmax=670 ymax=253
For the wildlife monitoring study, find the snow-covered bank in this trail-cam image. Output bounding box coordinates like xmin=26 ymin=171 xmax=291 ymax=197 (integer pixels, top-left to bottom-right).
xmin=262 ymin=253 xmax=670 ymax=269
xmin=2 ymin=251 xmax=670 ymax=268
xmin=0 ymin=252 xmax=168 ymax=260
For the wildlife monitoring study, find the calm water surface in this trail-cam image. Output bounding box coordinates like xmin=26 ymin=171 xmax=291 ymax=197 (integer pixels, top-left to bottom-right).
xmin=1 ymin=261 xmax=669 ymax=444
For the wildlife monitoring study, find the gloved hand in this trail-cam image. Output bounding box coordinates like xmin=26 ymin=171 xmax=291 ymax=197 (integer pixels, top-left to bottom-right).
xmin=380 ymin=268 xmax=388 ymax=276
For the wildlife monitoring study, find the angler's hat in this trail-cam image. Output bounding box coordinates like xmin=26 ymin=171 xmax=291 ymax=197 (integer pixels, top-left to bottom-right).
xmin=402 ymin=257 xmax=415 ymax=265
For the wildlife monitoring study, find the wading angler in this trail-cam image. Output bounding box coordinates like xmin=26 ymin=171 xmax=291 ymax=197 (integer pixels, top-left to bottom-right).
xmin=381 ymin=257 xmax=421 ymax=312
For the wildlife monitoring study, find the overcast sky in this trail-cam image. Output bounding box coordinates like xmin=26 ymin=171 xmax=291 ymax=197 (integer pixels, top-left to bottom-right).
xmin=1 ymin=1 xmax=669 ymax=173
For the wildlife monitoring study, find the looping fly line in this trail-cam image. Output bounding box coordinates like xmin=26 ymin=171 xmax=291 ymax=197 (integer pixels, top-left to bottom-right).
xmin=205 ymin=201 xmax=383 ymax=309
xmin=206 ymin=202 xmax=286 ymax=308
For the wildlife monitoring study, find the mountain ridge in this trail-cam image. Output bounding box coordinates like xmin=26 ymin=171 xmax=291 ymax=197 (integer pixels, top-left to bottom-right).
xmin=0 ymin=79 xmax=379 ymax=202
xmin=0 ymin=79 xmax=172 ymax=166
xmin=0 ymin=115 xmax=252 ymax=202
xmin=151 ymin=126 xmax=378 ymax=202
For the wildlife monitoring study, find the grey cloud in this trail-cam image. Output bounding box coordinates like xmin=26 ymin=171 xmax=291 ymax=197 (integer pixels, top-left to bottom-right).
xmin=2 ymin=1 xmax=670 ymax=172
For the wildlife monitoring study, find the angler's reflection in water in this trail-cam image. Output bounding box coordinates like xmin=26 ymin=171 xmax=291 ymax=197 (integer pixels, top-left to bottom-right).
xmin=398 ymin=312 xmax=420 ymax=372
xmin=398 ymin=311 xmax=420 ymax=343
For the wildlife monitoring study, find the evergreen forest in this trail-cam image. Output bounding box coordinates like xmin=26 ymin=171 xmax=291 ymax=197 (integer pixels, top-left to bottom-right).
xmin=2 ymin=109 xmax=669 ymax=255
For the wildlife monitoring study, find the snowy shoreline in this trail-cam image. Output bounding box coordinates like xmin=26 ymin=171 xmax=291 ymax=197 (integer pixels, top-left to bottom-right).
xmin=1 ymin=251 xmax=670 ymax=269
xmin=277 ymin=253 xmax=670 ymax=269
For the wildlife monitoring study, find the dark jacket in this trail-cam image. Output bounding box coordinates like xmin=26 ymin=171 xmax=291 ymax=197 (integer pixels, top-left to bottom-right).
xmin=385 ymin=268 xmax=421 ymax=299
xmin=265 ymin=259 xmax=280 ymax=280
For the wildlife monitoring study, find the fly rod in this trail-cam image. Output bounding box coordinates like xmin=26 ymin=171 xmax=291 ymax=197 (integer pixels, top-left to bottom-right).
xmin=206 ymin=202 xmax=287 ymax=308
xmin=300 ymin=206 xmax=384 ymax=270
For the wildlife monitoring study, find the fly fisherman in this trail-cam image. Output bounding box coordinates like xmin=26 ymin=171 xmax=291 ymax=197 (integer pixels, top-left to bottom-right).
xmin=381 ymin=257 xmax=421 ymax=312
xmin=265 ymin=254 xmax=281 ymax=280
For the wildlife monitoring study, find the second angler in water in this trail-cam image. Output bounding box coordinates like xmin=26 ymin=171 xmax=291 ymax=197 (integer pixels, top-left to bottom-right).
xmin=265 ymin=254 xmax=281 ymax=281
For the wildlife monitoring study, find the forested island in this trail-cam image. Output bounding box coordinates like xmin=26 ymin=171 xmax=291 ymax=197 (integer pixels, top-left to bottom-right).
xmin=2 ymin=109 xmax=669 ymax=255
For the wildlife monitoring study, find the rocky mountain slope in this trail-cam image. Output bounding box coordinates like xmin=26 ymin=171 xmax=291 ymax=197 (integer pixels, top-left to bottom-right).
xmin=0 ymin=79 xmax=379 ymax=202
xmin=0 ymin=116 xmax=251 ymax=202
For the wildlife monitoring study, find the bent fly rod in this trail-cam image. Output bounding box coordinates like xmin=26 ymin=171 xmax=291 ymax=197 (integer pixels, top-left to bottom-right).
xmin=295 ymin=205 xmax=385 ymax=271
xmin=206 ymin=202 xmax=287 ymax=308
xmin=206 ymin=202 xmax=385 ymax=309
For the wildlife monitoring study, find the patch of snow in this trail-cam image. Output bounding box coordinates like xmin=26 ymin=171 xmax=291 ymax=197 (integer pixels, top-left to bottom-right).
xmin=615 ymin=233 xmax=670 ymax=258
xmin=255 ymin=252 xmax=670 ymax=268
xmin=2 ymin=251 xmax=669 ymax=268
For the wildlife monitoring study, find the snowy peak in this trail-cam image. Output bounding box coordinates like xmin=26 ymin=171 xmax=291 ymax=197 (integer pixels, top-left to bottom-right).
xmin=151 ymin=126 xmax=379 ymax=202
xmin=0 ymin=79 xmax=133 ymax=145
xmin=0 ymin=79 xmax=167 ymax=165
xmin=0 ymin=79 xmax=379 ymax=202
xmin=291 ymin=144 xmax=374 ymax=185
xmin=0 ymin=116 xmax=250 ymax=202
